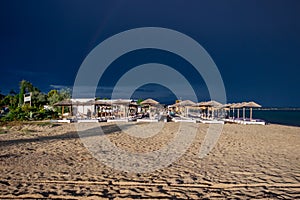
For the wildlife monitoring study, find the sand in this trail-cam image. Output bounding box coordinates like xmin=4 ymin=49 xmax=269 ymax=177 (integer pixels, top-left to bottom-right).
xmin=0 ymin=121 xmax=299 ymax=199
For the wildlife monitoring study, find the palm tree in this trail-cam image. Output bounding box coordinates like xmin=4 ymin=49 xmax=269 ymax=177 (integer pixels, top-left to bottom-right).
xmin=18 ymin=80 xmax=39 ymax=106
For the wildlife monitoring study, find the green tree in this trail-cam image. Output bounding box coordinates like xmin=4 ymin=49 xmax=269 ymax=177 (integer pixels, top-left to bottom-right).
xmin=137 ymin=99 xmax=144 ymax=105
xmin=19 ymin=80 xmax=39 ymax=106
xmin=47 ymin=88 xmax=71 ymax=106
xmin=47 ymin=89 xmax=58 ymax=98
xmin=0 ymin=89 xmax=18 ymax=108
xmin=31 ymin=90 xmax=47 ymax=107
xmin=58 ymin=88 xmax=71 ymax=100
xmin=47 ymin=90 xmax=60 ymax=105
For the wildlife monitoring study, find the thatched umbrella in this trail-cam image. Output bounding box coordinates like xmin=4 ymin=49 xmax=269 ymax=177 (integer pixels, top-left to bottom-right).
xmin=141 ymin=98 xmax=159 ymax=105
xmin=195 ymin=102 xmax=208 ymax=116
xmin=53 ymin=99 xmax=73 ymax=116
xmin=94 ymin=100 xmax=111 ymax=117
xmin=129 ymin=101 xmax=138 ymax=106
xmin=111 ymin=99 xmax=132 ymax=105
xmin=95 ymin=100 xmax=111 ymax=106
xmin=197 ymin=101 xmax=209 ymax=118
xmin=197 ymin=101 xmax=207 ymax=107
xmin=222 ymin=103 xmax=232 ymax=118
xmin=140 ymin=99 xmax=160 ymax=119
xmin=201 ymin=100 xmax=223 ymax=119
xmin=53 ymin=99 xmax=73 ymax=106
xmin=230 ymin=103 xmax=244 ymax=119
xmin=174 ymin=100 xmax=196 ymax=117
xmin=109 ymin=100 xmax=132 ymax=118
xmin=241 ymin=101 xmax=262 ymax=120
xmin=176 ymin=100 xmax=196 ymax=107
xmin=82 ymin=100 xmax=96 ymax=105
xmin=204 ymin=100 xmax=223 ymax=108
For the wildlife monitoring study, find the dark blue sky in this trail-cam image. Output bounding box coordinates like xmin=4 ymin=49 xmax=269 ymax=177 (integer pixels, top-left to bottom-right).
xmin=1 ymin=0 xmax=300 ymax=107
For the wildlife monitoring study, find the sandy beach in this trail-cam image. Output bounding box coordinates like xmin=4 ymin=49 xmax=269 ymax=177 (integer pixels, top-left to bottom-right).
xmin=0 ymin=122 xmax=299 ymax=199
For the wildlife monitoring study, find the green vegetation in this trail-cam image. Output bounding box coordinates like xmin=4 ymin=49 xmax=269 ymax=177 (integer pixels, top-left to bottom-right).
xmin=137 ymin=99 xmax=144 ymax=105
xmin=0 ymin=80 xmax=71 ymax=122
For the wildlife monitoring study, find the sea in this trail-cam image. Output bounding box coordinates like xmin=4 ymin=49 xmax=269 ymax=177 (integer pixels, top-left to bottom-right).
xmin=233 ymin=109 xmax=300 ymax=127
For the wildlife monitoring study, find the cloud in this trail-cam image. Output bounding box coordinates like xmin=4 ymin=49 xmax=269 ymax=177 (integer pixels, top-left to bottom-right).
xmin=50 ymin=84 xmax=71 ymax=89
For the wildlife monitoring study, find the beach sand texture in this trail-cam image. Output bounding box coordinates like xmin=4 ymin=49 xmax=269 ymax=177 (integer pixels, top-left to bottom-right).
xmin=0 ymin=122 xmax=299 ymax=199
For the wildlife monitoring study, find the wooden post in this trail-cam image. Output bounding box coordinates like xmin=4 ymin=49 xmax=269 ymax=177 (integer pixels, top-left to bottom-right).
xmin=62 ymin=106 xmax=64 ymax=117
xmin=250 ymin=108 xmax=253 ymax=121
xmin=206 ymin=107 xmax=209 ymax=119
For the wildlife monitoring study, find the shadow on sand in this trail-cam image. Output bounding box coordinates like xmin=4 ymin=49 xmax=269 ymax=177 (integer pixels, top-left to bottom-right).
xmin=0 ymin=122 xmax=142 ymax=147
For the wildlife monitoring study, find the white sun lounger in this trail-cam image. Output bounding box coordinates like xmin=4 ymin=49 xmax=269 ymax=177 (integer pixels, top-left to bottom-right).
xmin=137 ymin=119 xmax=159 ymax=122
xmin=77 ymin=119 xmax=99 ymax=123
xmin=107 ymin=119 xmax=129 ymax=122
xmin=173 ymin=118 xmax=196 ymax=123
xmin=50 ymin=119 xmax=71 ymax=123
xmin=198 ymin=119 xmax=225 ymax=124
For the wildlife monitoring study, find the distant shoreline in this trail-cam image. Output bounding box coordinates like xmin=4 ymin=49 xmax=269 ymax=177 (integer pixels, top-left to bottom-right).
xmin=267 ymin=122 xmax=300 ymax=128
xmin=255 ymin=107 xmax=300 ymax=110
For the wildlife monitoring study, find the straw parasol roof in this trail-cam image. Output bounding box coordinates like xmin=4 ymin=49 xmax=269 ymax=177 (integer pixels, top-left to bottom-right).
xmin=174 ymin=100 xmax=196 ymax=107
xmin=95 ymin=99 xmax=132 ymax=105
xmin=198 ymin=100 xmax=223 ymax=108
xmin=228 ymin=101 xmax=261 ymax=119
xmin=241 ymin=101 xmax=262 ymax=120
xmin=225 ymin=101 xmax=262 ymax=120
xmin=111 ymin=99 xmax=132 ymax=105
xmin=241 ymin=101 xmax=262 ymax=108
xmin=53 ymin=99 xmax=73 ymax=106
xmin=197 ymin=101 xmax=207 ymax=107
xmin=95 ymin=100 xmax=111 ymax=106
xmin=129 ymin=101 xmax=138 ymax=106
xmin=72 ymin=100 xmax=97 ymax=106
xmin=83 ymin=100 xmax=97 ymax=105
xmin=195 ymin=101 xmax=207 ymax=109
xmin=223 ymin=103 xmax=232 ymax=108
xmin=230 ymin=102 xmax=245 ymax=108
xmin=140 ymin=98 xmax=159 ymax=105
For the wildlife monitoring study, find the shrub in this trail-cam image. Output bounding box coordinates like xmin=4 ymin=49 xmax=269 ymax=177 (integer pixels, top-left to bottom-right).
xmin=0 ymin=106 xmax=58 ymax=122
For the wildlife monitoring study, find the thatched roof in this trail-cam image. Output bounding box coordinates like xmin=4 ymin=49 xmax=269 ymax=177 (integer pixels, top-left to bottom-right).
xmin=140 ymin=98 xmax=159 ymax=105
xmin=197 ymin=100 xmax=223 ymax=108
xmin=174 ymin=100 xmax=196 ymax=107
xmin=226 ymin=101 xmax=261 ymax=108
xmin=54 ymin=99 xmax=136 ymax=106
xmin=53 ymin=99 xmax=72 ymax=106
xmin=230 ymin=103 xmax=245 ymax=108
xmin=241 ymin=101 xmax=262 ymax=108
xmin=54 ymin=99 xmax=100 ymax=106
xmin=94 ymin=100 xmax=111 ymax=106
xmin=83 ymin=100 xmax=97 ymax=105
xmin=95 ymin=99 xmax=134 ymax=106
xmin=111 ymin=99 xmax=132 ymax=105
xmin=129 ymin=102 xmax=138 ymax=107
